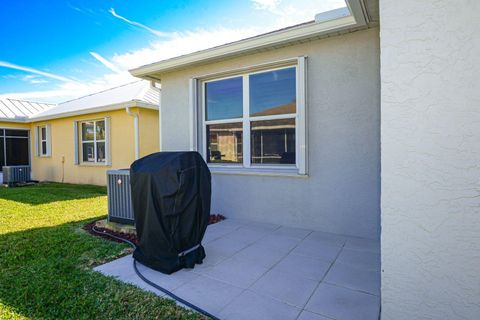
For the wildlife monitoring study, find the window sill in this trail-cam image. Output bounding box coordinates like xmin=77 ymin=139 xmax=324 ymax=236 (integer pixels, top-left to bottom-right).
xmin=78 ymin=163 xmax=111 ymax=167
xmin=208 ymin=165 xmax=308 ymax=178
xmin=37 ymin=155 xmax=51 ymax=158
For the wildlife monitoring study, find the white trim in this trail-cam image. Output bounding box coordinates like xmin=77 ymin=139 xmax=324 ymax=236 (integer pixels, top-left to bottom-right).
xmin=297 ymin=56 xmax=307 ymax=175
xmin=242 ymin=75 xmax=251 ymax=168
xmin=79 ymin=119 xmax=108 ymax=165
xmin=105 ymin=117 xmax=112 ymax=166
xmin=129 ymin=5 xmax=366 ymax=78
xmin=28 ymin=100 xmax=158 ymax=122
xmin=209 ymin=166 xmax=308 ymax=178
xmin=189 ymin=78 xmax=198 ymax=151
xmin=200 ymin=63 xmax=305 ymax=174
xmin=45 ymin=124 xmax=52 ymax=157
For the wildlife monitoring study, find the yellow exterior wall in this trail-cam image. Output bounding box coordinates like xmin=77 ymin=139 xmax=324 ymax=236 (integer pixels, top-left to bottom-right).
xmin=25 ymin=106 xmax=158 ymax=186
xmin=0 ymin=122 xmax=30 ymax=129
xmin=138 ymin=108 xmax=160 ymax=157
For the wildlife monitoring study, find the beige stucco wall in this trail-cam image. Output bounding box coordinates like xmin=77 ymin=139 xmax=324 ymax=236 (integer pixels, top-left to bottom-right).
xmin=138 ymin=108 xmax=160 ymax=158
xmin=28 ymin=107 xmax=158 ymax=185
xmin=158 ymin=28 xmax=380 ymax=238
xmin=381 ymin=0 xmax=480 ymax=318
xmin=0 ymin=122 xmax=30 ymax=129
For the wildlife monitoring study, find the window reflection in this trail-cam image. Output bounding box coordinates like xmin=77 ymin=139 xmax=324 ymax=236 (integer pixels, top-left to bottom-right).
xmin=206 ymin=77 xmax=243 ymax=121
xmin=251 ymin=119 xmax=295 ymax=164
xmin=207 ymin=122 xmax=243 ymax=163
xmin=250 ymin=67 xmax=296 ymax=117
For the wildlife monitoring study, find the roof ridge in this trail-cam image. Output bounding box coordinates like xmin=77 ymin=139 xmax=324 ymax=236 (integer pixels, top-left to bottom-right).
xmin=59 ymin=80 xmax=143 ymax=105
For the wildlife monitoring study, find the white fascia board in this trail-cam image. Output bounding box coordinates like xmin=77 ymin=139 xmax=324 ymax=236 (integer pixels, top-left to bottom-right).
xmin=130 ymin=0 xmax=368 ymax=79
xmin=27 ymin=100 xmax=158 ymax=122
xmin=0 ymin=117 xmax=29 ymax=123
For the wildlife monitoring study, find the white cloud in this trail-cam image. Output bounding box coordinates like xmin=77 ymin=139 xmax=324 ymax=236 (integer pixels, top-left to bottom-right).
xmin=109 ymin=8 xmax=173 ymax=38
xmin=0 ymin=60 xmax=75 ymax=83
xmin=1 ymin=1 xmax=347 ymax=103
xmin=90 ymin=52 xmax=123 ymax=74
xmin=111 ymin=26 xmax=263 ymax=71
xmin=251 ymin=0 xmax=346 ymax=27
xmin=251 ymin=0 xmax=281 ymax=11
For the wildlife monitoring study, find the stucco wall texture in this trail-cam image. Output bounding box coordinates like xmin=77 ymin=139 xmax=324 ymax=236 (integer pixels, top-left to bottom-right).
xmin=380 ymin=0 xmax=480 ymax=319
xmin=160 ymin=28 xmax=380 ymax=239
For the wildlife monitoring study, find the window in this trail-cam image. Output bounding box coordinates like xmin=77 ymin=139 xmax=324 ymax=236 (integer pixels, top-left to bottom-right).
xmin=201 ymin=61 xmax=306 ymax=174
xmin=1 ymin=129 xmax=30 ymax=169
xmin=35 ymin=125 xmax=51 ymax=157
xmin=80 ymin=120 xmax=106 ymax=163
xmin=39 ymin=126 xmax=47 ymax=156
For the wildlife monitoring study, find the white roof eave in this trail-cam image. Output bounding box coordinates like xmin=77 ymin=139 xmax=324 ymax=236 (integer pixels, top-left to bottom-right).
xmin=130 ymin=0 xmax=369 ymax=79
xmin=27 ymin=100 xmax=158 ymax=122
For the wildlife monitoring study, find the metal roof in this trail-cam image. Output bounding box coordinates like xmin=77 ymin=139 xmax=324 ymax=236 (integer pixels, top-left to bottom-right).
xmin=30 ymin=81 xmax=159 ymax=121
xmin=0 ymin=98 xmax=55 ymax=121
xmin=1 ymin=81 xmax=159 ymax=122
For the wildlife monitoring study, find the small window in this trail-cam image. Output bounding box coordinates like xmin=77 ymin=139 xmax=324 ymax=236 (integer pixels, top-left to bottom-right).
xmin=80 ymin=120 xmax=106 ymax=163
xmin=202 ymin=63 xmax=305 ymax=173
xmin=37 ymin=125 xmax=50 ymax=157
xmin=40 ymin=126 xmax=47 ymax=156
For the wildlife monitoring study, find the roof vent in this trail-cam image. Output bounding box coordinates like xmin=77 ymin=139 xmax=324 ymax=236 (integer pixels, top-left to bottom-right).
xmin=315 ymin=7 xmax=351 ymax=23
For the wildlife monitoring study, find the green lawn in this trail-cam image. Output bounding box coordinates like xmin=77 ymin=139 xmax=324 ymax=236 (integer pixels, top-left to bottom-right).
xmin=0 ymin=183 xmax=203 ymax=320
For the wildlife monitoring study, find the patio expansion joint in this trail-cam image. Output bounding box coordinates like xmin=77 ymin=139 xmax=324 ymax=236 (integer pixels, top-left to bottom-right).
xmin=212 ymin=225 xmax=309 ymax=315
xmin=295 ymin=239 xmax=346 ymax=320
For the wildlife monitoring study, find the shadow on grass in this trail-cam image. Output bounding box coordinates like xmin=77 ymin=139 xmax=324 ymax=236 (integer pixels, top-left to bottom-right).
xmin=0 ymin=217 xmax=203 ymax=320
xmin=0 ymin=182 xmax=107 ymax=205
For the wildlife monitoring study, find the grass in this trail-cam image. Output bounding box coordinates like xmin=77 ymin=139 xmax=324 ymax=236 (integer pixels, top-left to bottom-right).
xmin=0 ymin=183 xmax=204 ymax=320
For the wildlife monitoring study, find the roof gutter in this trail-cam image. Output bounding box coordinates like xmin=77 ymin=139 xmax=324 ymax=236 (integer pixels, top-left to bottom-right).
xmin=129 ymin=0 xmax=369 ymax=79
xmin=126 ymin=106 xmax=140 ymax=160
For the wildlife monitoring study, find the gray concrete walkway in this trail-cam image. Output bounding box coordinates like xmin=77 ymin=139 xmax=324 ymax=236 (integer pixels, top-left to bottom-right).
xmin=95 ymin=219 xmax=380 ymax=320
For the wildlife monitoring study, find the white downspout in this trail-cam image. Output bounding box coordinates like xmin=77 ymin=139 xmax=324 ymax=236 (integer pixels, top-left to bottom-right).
xmin=126 ymin=106 xmax=139 ymax=160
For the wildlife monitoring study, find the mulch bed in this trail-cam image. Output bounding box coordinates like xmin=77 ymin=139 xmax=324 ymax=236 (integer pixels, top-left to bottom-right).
xmin=84 ymin=214 xmax=226 ymax=245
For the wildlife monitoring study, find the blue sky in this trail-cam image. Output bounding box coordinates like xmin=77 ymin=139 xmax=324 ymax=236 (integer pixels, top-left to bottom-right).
xmin=0 ymin=0 xmax=346 ymax=103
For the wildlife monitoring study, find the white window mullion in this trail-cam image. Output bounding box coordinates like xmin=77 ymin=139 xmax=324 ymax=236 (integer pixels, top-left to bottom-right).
xmin=201 ymin=81 xmax=208 ymax=161
xmin=45 ymin=124 xmax=52 ymax=157
xmin=243 ymin=75 xmax=251 ymax=168
xmin=297 ymin=56 xmax=307 ymax=175
xmin=189 ymin=78 xmax=198 ymax=151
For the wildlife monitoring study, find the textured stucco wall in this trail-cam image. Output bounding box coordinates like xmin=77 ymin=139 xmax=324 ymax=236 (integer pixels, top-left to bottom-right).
xmin=160 ymin=28 xmax=380 ymax=239
xmin=381 ymin=0 xmax=480 ymax=318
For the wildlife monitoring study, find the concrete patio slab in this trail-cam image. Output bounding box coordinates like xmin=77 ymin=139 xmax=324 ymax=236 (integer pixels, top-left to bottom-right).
xmin=94 ymin=219 xmax=381 ymax=319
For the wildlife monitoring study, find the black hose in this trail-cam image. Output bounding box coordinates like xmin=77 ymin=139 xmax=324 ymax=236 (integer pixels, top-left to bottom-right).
xmin=91 ymin=225 xmax=219 ymax=320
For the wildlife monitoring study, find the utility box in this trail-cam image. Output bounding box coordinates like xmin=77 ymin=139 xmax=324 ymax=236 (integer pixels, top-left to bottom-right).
xmin=2 ymin=165 xmax=31 ymax=186
xmin=106 ymin=169 xmax=134 ymax=224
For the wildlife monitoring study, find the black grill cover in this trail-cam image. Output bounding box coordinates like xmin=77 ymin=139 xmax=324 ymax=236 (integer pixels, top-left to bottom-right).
xmin=130 ymin=152 xmax=211 ymax=274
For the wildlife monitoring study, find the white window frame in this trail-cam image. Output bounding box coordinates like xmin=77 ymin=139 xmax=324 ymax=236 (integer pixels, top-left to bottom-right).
xmin=39 ymin=126 xmax=48 ymax=156
xmin=198 ymin=57 xmax=307 ymax=176
xmin=79 ymin=119 xmax=107 ymax=165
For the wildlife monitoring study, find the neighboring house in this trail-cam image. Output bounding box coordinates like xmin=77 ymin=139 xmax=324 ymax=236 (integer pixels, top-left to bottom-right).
xmin=0 ymin=99 xmax=55 ymax=173
xmin=130 ymin=0 xmax=480 ymax=318
xmin=0 ymin=81 xmax=159 ymax=185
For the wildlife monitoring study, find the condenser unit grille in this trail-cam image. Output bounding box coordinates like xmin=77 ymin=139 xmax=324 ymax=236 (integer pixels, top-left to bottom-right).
xmin=2 ymin=166 xmax=31 ymax=185
xmin=107 ymin=169 xmax=134 ymax=224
